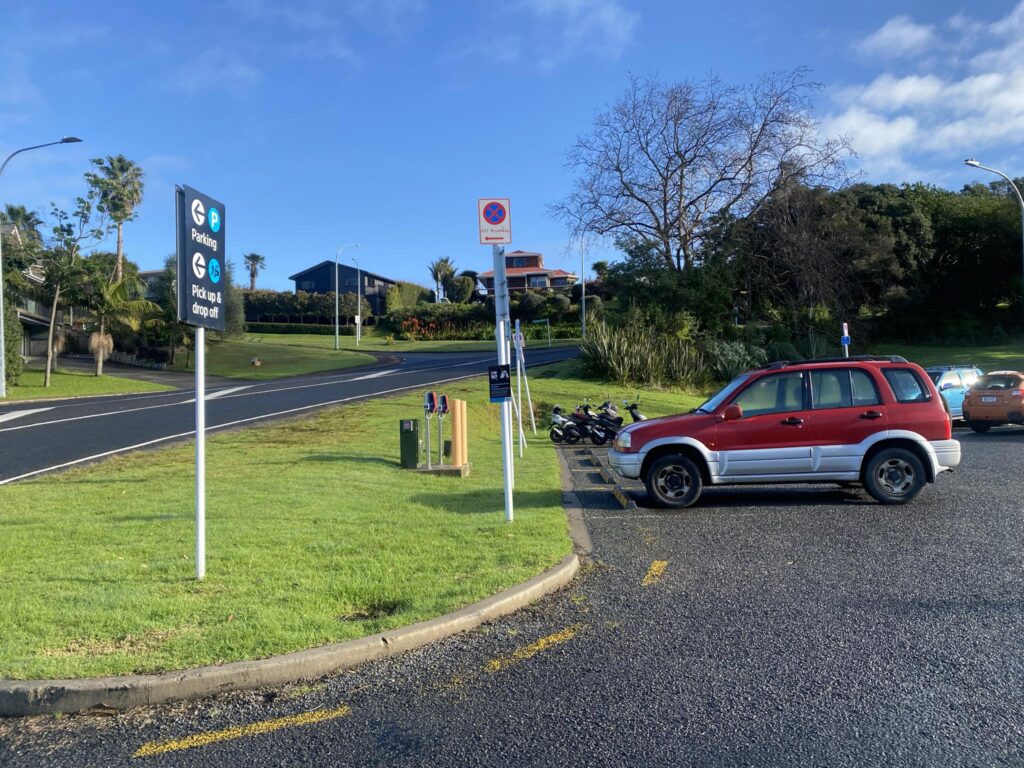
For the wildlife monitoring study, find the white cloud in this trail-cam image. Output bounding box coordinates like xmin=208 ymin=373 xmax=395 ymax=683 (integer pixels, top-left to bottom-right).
xmin=520 ymin=0 xmax=639 ymax=60
xmin=172 ymin=49 xmax=262 ymax=91
xmin=829 ymin=3 xmax=1024 ymax=178
xmin=855 ymin=16 xmax=936 ymax=58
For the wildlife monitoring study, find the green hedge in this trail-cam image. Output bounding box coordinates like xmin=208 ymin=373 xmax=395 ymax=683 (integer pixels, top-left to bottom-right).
xmin=246 ymin=322 xmax=355 ymax=336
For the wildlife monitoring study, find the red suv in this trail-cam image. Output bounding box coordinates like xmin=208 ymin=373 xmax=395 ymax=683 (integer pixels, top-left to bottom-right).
xmin=608 ymin=356 xmax=960 ymax=508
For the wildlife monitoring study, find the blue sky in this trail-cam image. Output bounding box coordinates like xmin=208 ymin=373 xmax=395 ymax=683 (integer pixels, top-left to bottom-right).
xmin=2 ymin=1 xmax=1022 ymax=291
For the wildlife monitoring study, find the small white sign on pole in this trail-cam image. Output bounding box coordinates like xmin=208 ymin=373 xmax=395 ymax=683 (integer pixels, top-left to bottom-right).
xmin=479 ymin=199 xmax=512 ymax=245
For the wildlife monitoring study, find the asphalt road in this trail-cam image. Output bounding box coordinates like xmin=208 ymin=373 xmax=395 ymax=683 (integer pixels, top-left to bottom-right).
xmin=0 ymin=347 xmax=573 ymax=484
xmin=3 ymin=424 xmax=1023 ymax=766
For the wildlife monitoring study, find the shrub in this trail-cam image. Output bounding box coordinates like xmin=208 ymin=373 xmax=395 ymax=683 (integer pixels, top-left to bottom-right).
xmin=700 ymin=339 xmax=766 ymax=381
xmin=579 ymin=320 xmax=708 ymax=388
xmin=765 ymin=340 xmax=803 ymax=363
xmin=3 ymin=303 xmax=23 ymax=384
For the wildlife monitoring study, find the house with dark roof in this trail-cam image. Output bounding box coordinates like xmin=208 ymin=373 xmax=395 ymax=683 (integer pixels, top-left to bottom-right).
xmin=2 ymin=224 xmax=65 ymax=356
xmin=287 ymin=261 xmax=397 ymax=315
xmin=478 ymin=250 xmax=577 ymax=295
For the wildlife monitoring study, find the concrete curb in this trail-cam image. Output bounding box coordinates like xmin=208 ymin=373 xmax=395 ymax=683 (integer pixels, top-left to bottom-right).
xmin=588 ymin=449 xmax=638 ymax=511
xmin=557 ymin=449 xmax=593 ymax=556
xmin=0 ymin=554 xmax=578 ymax=716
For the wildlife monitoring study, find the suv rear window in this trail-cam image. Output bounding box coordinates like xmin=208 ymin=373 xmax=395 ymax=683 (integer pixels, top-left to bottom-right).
xmin=883 ymin=368 xmax=931 ymax=403
xmin=972 ymin=374 xmax=1023 ymax=390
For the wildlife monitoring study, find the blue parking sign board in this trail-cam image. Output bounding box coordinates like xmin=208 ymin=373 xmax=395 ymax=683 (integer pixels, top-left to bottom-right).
xmin=489 ymin=364 xmax=511 ymax=402
xmin=841 ymin=335 xmax=851 ymax=346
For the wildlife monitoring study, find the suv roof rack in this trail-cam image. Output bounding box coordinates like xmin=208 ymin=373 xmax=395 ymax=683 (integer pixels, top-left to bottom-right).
xmin=763 ymin=355 xmax=909 ymax=370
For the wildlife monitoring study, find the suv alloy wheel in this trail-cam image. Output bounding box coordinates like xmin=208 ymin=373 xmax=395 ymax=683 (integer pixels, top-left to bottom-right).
xmin=645 ymin=454 xmax=703 ymax=508
xmin=863 ymin=447 xmax=926 ymax=504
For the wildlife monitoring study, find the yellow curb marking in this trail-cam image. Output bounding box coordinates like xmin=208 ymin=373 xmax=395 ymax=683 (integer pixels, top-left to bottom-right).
xmin=641 ymin=560 xmax=668 ymax=586
xmin=133 ymin=704 xmax=351 ymax=758
xmin=484 ymin=624 xmax=584 ymax=674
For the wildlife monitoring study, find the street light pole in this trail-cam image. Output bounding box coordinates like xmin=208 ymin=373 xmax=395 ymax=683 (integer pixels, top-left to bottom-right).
xmin=334 ymin=243 xmax=359 ymax=351
xmin=0 ymin=137 xmax=82 ymax=398
xmin=352 ymin=253 xmax=362 ymax=347
xmin=965 ymin=158 xmax=1024 ymax=322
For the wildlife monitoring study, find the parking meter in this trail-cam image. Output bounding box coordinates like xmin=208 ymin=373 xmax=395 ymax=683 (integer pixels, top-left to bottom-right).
xmin=437 ymin=394 xmax=449 ymax=464
xmin=424 ymin=392 xmax=438 ymax=468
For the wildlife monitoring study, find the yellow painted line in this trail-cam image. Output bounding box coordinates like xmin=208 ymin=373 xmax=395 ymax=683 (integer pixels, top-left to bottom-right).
xmin=484 ymin=624 xmax=584 ymax=674
xmin=133 ymin=704 xmax=351 ymax=758
xmin=641 ymin=560 xmax=668 ymax=586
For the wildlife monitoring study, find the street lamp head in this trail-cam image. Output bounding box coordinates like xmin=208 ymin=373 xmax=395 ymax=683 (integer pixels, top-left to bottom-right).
xmin=60 ymin=136 xmax=83 ymax=144
xmin=964 ymin=158 xmax=980 ymax=167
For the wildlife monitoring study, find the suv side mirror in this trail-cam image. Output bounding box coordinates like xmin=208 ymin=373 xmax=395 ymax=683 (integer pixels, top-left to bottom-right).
xmin=722 ymin=404 xmax=742 ymax=421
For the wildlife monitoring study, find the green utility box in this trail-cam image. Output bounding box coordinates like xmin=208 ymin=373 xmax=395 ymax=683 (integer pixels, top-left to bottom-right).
xmin=399 ymin=419 xmax=420 ymax=469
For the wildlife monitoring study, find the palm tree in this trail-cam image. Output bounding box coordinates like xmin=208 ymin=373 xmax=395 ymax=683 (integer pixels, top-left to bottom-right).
xmin=85 ymin=155 xmax=145 ymax=282
xmin=428 ymin=257 xmax=456 ymax=302
xmin=243 ymin=252 xmax=266 ymax=291
xmin=82 ymin=273 xmax=158 ymax=376
xmin=1 ymin=204 xmax=44 ymax=242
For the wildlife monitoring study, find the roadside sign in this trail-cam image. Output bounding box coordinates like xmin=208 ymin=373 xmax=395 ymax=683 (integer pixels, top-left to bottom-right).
xmin=841 ymin=335 xmax=851 ymax=346
xmin=176 ymin=185 xmax=226 ymax=331
xmin=489 ymin=364 xmax=511 ymax=402
xmin=478 ymin=198 xmax=511 ymax=244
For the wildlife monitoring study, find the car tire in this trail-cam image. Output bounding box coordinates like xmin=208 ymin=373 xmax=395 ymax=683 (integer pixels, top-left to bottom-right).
xmin=968 ymin=421 xmax=991 ymax=434
xmin=863 ymin=448 xmax=926 ymax=505
xmin=644 ymin=454 xmax=703 ymax=508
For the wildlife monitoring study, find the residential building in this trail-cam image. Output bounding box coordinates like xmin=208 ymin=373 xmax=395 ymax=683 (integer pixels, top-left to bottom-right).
xmin=287 ymin=261 xmax=397 ymax=315
xmin=478 ymin=250 xmax=577 ymax=295
xmin=2 ymin=224 xmax=64 ymax=356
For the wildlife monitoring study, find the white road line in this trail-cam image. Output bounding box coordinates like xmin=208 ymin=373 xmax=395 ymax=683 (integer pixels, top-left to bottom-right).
xmin=347 ymin=369 xmax=399 ymax=381
xmin=205 ymin=386 xmax=251 ymax=400
xmin=0 ymin=407 xmax=54 ymax=424
xmin=0 ymin=358 xmax=494 ymax=434
xmin=0 ymin=370 xmax=487 ymax=485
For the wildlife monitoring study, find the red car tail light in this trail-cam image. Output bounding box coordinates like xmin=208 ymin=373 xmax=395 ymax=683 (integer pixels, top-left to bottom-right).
xmin=1012 ymin=389 xmax=1023 ymax=397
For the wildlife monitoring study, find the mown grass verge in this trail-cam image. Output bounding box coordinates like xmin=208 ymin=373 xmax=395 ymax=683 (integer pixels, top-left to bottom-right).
xmin=869 ymin=338 xmax=1024 ymax=373
xmin=0 ymin=361 xmax=701 ymax=680
xmin=5 ymin=369 xmax=175 ymax=401
xmin=170 ymin=338 xmax=376 ymax=379
xmin=243 ymin=332 xmax=580 ymax=354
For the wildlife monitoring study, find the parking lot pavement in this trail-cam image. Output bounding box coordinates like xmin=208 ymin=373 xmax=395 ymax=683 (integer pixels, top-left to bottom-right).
xmin=5 ymin=430 xmax=1024 ymax=766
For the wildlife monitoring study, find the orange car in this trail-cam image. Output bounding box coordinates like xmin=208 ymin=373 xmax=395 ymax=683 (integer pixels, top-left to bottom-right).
xmin=962 ymin=371 xmax=1024 ymax=433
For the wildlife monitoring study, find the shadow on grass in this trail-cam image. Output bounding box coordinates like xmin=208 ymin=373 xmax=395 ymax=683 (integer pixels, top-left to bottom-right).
xmin=300 ymin=454 xmax=399 ymax=467
xmin=411 ymin=490 xmax=562 ymax=515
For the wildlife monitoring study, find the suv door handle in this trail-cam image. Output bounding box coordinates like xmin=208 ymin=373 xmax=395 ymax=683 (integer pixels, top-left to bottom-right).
xmin=860 ymin=411 xmax=883 ymax=419
xmin=781 ymin=417 xmax=804 ymax=426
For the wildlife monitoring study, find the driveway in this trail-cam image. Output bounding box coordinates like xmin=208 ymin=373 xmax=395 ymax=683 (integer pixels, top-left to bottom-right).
xmin=3 ymin=427 xmax=1023 ymax=766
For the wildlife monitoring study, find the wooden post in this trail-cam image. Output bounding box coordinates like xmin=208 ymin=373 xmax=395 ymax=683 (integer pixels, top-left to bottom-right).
xmin=460 ymin=399 xmax=469 ymax=466
xmin=451 ymin=397 xmax=463 ymax=468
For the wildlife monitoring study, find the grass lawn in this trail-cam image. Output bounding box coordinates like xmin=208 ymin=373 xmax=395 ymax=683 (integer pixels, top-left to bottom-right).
xmin=244 ymin=331 xmax=581 ymax=354
xmin=171 ymin=337 xmax=376 ymax=379
xmin=0 ymin=361 xmax=701 ymax=680
xmin=5 ymin=369 xmax=175 ymax=402
xmin=869 ymin=338 xmax=1024 ymax=372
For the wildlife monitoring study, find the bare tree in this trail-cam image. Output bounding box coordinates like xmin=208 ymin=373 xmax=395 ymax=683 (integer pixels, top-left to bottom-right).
xmin=553 ymin=69 xmax=851 ymax=271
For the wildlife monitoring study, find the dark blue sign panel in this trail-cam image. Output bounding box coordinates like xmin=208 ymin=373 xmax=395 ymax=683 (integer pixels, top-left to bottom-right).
xmin=489 ymin=364 xmax=511 ymax=403
xmin=841 ymin=335 xmax=851 ymax=346
xmin=176 ymin=185 xmax=226 ymax=331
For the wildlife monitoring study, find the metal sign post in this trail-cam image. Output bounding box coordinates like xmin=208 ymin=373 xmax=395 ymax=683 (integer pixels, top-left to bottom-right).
xmin=514 ymin=323 xmax=537 ymax=435
xmin=841 ymin=322 xmax=851 ymax=357
xmin=480 ymin=198 xmax=514 ymax=522
xmin=176 ymin=185 xmax=226 ymax=581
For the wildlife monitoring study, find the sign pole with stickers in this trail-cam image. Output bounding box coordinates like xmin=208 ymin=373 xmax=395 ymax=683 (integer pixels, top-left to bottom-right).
xmin=176 ymin=185 xmax=226 ymax=580
xmin=480 ymin=198 xmax=514 ymax=522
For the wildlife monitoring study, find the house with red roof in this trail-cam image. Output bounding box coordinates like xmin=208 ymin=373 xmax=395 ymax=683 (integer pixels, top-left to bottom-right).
xmin=478 ymin=250 xmax=577 ymax=295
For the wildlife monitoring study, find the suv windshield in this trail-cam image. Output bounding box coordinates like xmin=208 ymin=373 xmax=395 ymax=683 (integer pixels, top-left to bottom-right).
xmin=695 ymin=374 xmax=750 ymax=413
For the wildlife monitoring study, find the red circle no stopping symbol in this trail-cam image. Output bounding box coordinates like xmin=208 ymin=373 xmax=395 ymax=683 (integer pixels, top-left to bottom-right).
xmin=483 ymin=202 xmax=506 ymax=225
